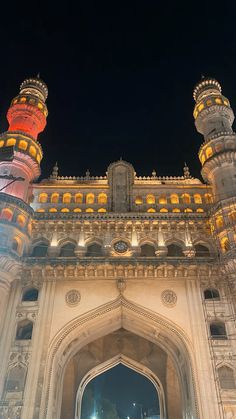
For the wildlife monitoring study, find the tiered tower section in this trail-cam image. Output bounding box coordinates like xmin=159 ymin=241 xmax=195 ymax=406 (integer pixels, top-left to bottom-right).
xmin=194 ymin=78 xmax=236 ymax=268
xmin=0 ymin=77 xmax=48 ymax=331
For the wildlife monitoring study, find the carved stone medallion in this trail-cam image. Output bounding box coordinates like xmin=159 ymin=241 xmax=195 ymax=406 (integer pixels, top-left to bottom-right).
xmin=161 ymin=289 xmax=177 ymax=307
xmin=65 ymin=290 xmax=81 ymax=306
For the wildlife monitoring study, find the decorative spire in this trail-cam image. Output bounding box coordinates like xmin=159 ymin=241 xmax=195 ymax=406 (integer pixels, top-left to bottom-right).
xmin=50 ymin=162 xmax=58 ymax=180
xmin=183 ymin=162 xmax=190 ymax=178
xmin=85 ymin=169 xmax=90 ymax=178
xmin=152 ymin=169 xmax=157 ymax=178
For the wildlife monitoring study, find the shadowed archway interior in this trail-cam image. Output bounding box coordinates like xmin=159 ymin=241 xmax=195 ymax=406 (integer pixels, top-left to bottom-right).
xmin=60 ymin=329 xmax=182 ymax=419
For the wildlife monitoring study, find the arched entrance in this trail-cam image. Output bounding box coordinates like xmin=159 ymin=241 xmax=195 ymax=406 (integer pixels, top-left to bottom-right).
xmin=80 ymin=363 xmax=160 ymax=418
xmin=39 ymin=296 xmax=199 ymax=419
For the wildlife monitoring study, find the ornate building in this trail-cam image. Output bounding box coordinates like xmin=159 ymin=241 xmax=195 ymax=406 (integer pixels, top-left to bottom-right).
xmin=0 ymin=76 xmax=236 ymax=419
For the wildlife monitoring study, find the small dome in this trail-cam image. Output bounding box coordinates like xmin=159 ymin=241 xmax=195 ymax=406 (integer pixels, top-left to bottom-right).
xmin=20 ymin=76 xmax=48 ymax=101
xmin=193 ymin=77 xmax=221 ymax=102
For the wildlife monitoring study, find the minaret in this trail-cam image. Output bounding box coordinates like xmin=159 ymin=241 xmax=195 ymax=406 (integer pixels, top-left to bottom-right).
xmin=193 ymin=77 xmax=235 ymax=201
xmin=0 ymin=76 xmax=48 ymax=201
xmin=0 ymin=77 xmax=48 ymax=331
xmin=193 ymin=77 xmax=236 ymax=265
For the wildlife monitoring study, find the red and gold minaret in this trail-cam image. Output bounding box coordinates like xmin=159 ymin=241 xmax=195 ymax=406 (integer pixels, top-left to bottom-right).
xmin=0 ymin=76 xmax=48 ymax=200
xmin=0 ymin=77 xmax=48 ymax=330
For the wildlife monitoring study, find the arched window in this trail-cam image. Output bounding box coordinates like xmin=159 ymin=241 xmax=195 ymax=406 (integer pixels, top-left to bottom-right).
xmin=135 ymin=196 xmax=143 ymax=205
xmin=86 ymin=208 xmax=94 ymax=212
xmin=206 ymin=147 xmax=213 ymax=158
xmin=12 ymin=237 xmax=21 ymax=253
xmin=204 ymin=288 xmax=220 ymax=300
xmin=0 ymin=208 xmax=13 ymax=221
xmin=86 ymin=193 xmax=95 ymax=204
xmin=140 ymin=244 xmax=156 ymax=257
xmin=98 ymin=208 xmax=106 ymax=212
xmin=182 ymin=194 xmax=191 ymax=204
xmin=170 ymin=194 xmax=179 ymax=204
xmin=5 ymin=365 xmax=27 ymax=393
xmin=17 ymin=214 xmax=26 ymax=227
xmin=73 ymin=208 xmax=82 ymax=212
xmin=98 ymin=193 xmax=107 ymax=204
xmin=75 ymin=193 xmax=83 ymax=204
xmin=195 ymin=244 xmax=210 ymax=257
xmin=63 ymin=193 xmax=71 ymax=204
xmin=172 ymin=208 xmax=180 ymax=212
xmin=167 ymin=243 xmax=184 ymax=257
xmin=86 ymin=243 xmax=103 ymax=257
xmin=146 ymin=194 xmax=155 ymax=204
xmin=59 ymin=242 xmax=76 ymax=257
xmin=216 ymin=216 xmax=223 ymax=229
xmin=218 ymin=366 xmax=236 ymax=389
xmin=184 ymin=208 xmax=193 ymax=213
xmin=194 ymin=194 xmax=202 ymax=204
xmin=51 ymin=193 xmax=59 ymax=203
xmin=160 ymin=208 xmax=168 ymax=213
xmin=221 ymin=237 xmax=230 ymax=252
xmin=147 ymin=208 xmax=156 ymax=213
xmin=205 ymin=193 xmax=213 ymax=204
xmin=196 ymin=208 xmax=204 ymax=212
xmin=210 ymin=322 xmax=227 ymax=339
xmin=159 ymin=195 xmax=167 ymax=204
xmin=49 ymin=208 xmax=57 ymax=212
xmin=31 ymin=242 xmax=48 ymax=257
xmin=38 ymin=193 xmax=48 ymax=203
xmin=61 ymin=208 xmax=69 ymax=212
xmin=22 ymin=288 xmax=39 ymax=302
xmin=16 ymin=320 xmax=33 ymax=340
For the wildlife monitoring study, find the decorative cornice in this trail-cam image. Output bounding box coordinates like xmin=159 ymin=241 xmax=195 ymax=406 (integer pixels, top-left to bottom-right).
xmin=0 ymin=192 xmax=34 ymax=216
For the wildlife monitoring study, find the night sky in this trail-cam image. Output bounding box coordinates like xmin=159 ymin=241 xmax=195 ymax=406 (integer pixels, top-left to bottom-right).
xmin=1 ymin=2 xmax=236 ymax=181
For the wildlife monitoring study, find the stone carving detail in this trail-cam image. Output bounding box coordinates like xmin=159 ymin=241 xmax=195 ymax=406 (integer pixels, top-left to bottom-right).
xmin=65 ymin=290 xmax=81 ymax=306
xmin=117 ymin=278 xmax=126 ymax=293
xmin=0 ymin=405 xmax=22 ymax=418
xmin=161 ymin=289 xmax=177 ymax=307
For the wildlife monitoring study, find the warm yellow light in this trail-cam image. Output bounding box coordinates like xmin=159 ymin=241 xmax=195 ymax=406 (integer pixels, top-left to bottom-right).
xmin=20 ymin=97 xmax=27 ymax=102
xmin=75 ymin=193 xmax=83 ymax=204
xmin=146 ymin=194 xmax=155 ymax=204
xmin=98 ymin=208 xmax=106 ymax=212
xmin=61 ymin=208 xmax=69 ymax=212
xmin=170 ymin=194 xmax=179 ymax=204
xmin=51 ymin=193 xmax=59 ymax=203
xmin=0 ymin=140 xmax=4 ymax=148
xmin=86 ymin=208 xmax=94 ymax=212
xmin=205 ymin=193 xmax=213 ymax=203
xmin=86 ymin=193 xmax=95 ymax=204
xmin=172 ymin=208 xmax=180 ymax=212
xmin=6 ymin=138 xmax=16 ymax=146
xmin=147 ymin=208 xmax=156 ymax=213
xmin=184 ymin=208 xmax=193 ymax=213
xmin=215 ymin=98 xmax=222 ymax=104
xmin=49 ymin=208 xmax=57 ymax=212
xmin=221 ymin=237 xmax=229 ymax=252
xmin=38 ymin=102 xmax=43 ymax=109
xmin=160 ymin=208 xmax=168 ymax=212
xmin=38 ymin=193 xmax=48 ymax=203
xmin=196 ymin=208 xmax=204 ymax=212
xmin=216 ymin=216 xmax=223 ymax=229
xmin=29 ymin=146 xmax=36 ymax=157
xmin=206 ymin=147 xmax=213 ymax=158
xmin=206 ymin=99 xmax=212 ymax=106
xmin=36 ymin=208 xmax=45 ymax=212
xmin=19 ymin=140 xmax=28 ymax=151
xmin=182 ymin=193 xmax=191 ymax=204
xmin=159 ymin=195 xmax=167 ymax=204
xmin=194 ymin=194 xmax=202 ymax=204
xmin=98 ymin=193 xmax=107 ymax=204
xmin=74 ymin=208 xmax=82 ymax=212
xmin=198 ymin=103 xmax=204 ymax=112
xmin=135 ymin=196 xmax=143 ymax=205
xmin=63 ymin=193 xmax=71 ymax=204
xmin=17 ymin=214 xmax=26 ymax=227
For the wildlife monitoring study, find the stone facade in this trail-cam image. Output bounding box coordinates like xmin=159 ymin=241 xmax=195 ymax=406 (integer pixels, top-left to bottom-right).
xmin=0 ymin=77 xmax=236 ymax=418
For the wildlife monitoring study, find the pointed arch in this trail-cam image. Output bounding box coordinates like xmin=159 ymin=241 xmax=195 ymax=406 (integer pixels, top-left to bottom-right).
xmin=39 ymin=296 xmax=201 ymax=419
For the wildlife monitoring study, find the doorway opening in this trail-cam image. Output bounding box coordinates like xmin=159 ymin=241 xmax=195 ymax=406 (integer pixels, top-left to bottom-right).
xmin=81 ymin=364 xmax=160 ymax=419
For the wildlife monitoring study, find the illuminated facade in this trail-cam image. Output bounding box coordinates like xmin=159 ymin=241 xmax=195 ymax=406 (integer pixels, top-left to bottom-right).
xmin=0 ymin=77 xmax=236 ymax=418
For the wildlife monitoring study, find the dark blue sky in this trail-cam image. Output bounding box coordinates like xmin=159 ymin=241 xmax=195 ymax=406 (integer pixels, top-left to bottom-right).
xmin=81 ymin=364 xmax=159 ymax=418
xmin=0 ymin=2 xmax=236 ymax=179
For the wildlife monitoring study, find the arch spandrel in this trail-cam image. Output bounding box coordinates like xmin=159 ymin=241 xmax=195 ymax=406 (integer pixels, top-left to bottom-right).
xmin=39 ymin=296 xmax=200 ymax=419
